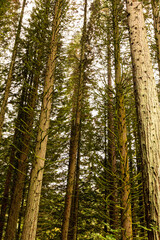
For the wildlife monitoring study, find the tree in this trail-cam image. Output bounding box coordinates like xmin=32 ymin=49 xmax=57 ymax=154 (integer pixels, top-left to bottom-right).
xmin=61 ymin=1 xmax=87 ymax=239
xmin=0 ymin=0 xmax=26 ymax=140
xmin=112 ymin=0 xmax=133 ymax=239
xmin=106 ymin=11 xmax=117 ymax=230
xmin=21 ymin=0 xmax=64 ymax=239
xmin=0 ymin=1 xmax=52 ymax=238
xmin=126 ymin=0 xmax=160 ymax=239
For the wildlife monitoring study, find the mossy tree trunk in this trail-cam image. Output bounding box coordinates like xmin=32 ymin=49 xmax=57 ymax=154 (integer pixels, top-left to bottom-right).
xmin=107 ymin=18 xmax=118 ymax=230
xmin=112 ymin=0 xmax=133 ymax=239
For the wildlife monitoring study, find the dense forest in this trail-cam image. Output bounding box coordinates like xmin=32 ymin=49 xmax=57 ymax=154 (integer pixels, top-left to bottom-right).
xmin=0 ymin=0 xmax=160 ymax=239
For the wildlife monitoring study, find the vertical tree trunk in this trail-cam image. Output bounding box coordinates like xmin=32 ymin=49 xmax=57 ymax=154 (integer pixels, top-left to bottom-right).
xmin=0 ymin=132 xmax=18 ymax=240
xmin=126 ymin=1 xmax=160 ymax=239
xmin=4 ymin=71 xmax=39 ymax=240
xmin=112 ymin=1 xmax=133 ymax=239
xmin=21 ymin=1 xmax=63 ymax=239
xmin=133 ymin=128 xmax=146 ymax=237
xmin=128 ymin=122 xmax=137 ymax=238
xmin=151 ymin=0 xmax=160 ymax=77
xmin=0 ymin=55 xmax=30 ymax=239
xmin=15 ymin=176 xmax=27 ymax=240
xmin=68 ymin=133 xmax=81 ymax=240
xmin=0 ymin=0 xmax=26 ymax=141
xmin=104 ymin=93 xmax=108 ymax=234
xmin=61 ymin=1 xmax=87 ymax=239
xmin=107 ymin=19 xmax=117 ymax=230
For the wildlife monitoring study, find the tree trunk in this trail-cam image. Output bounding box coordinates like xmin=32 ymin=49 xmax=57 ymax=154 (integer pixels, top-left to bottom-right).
xmin=21 ymin=1 xmax=63 ymax=239
xmin=61 ymin=1 xmax=87 ymax=239
xmin=0 ymin=0 xmax=26 ymax=141
xmin=133 ymin=128 xmax=146 ymax=237
xmin=15 ymin=176 xmax=27 ymax=240
xmin=0 ymin=132 xmax=18 ymax=240
xmin=68 ymin=133 xmax=81 ymax=240
xmin=128 ymin=122 xmax=137 ymax=237
xmin=0 ymin=59 xmax=30 ymax=239
xmin=112 ymin=1 xmax=133 ymax=239
xmin=126 ymin=1 xmax=160 ymax=239
xmin=4 ymin=71 xmax=39 ymax=240
xmin=151 ymin=0 xmax=160 ymax=77
xmin=107 ymin=19 xmax=117 ymax=230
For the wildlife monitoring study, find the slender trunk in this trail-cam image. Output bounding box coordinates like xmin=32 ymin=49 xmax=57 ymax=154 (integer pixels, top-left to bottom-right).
xmin=0 ymin=0 xmax=26 ymax=141
xmin=104 ymin=97 xmax=108 ymax=233
xmin=61 ymin=1 xmax=87 ymax=239
xmin=4 ymin=71 xmax=39 ymax=240
xmin=126 ymin=1 xmax=160 ymax=239
xmin=68 ymin=132 xmax=81 ymax=240
xmin=0 ymin=61 xmax=29 ymax=239
xmin=21 ymin=1 xmax=63 ymax=239
xmin=133 ymin=128 xmax=146 ymax=237
xmin=107 ymin=20 xmax=117 ymax=230
xmin=16 ymin=176 xmax=27 ymax=240
xmin=128 ymin=123 xmax=137 ymax=237
xmin=112 ymin=1 xmax=133 ymax=239
xmin=133 ymin=89 xmax=146 ymax=237
xmin=151 ymin=0 xmax=160 ymax=78
xmin=0 ymin=133 xmax=18 ymax=240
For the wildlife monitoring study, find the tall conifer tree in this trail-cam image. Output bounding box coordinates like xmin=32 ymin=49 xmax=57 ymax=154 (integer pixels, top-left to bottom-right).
xmin=0 ymin=0 xmax=26 ymax=140
xmin=112 ymin=0 xmax=133 ymax=239
xmin=61 ymin=0 xmax=87 ymax=239
xmin=21 ymin=1 xmax=64 ymax=239
xmin=126 ymin=0 xmax=160 ymax=238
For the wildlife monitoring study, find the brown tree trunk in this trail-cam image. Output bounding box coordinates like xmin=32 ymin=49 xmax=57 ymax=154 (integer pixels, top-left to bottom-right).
xmin=128 ymin=122 xmax=137 ymax=238
xmin=107 ymin=19 xmax=117 ymax=230
xmin=61 ymin=1 xmax=87 ymax=239
xmin=133 ymin=128 xmax=146 ymax=237
xmin=0 ymin=133 xmax=18 ymax=240
xmin=0 ymin=0 xmax=26 ymax=141
xmin=4 ymin=71 xmax=39 ymax=240
xmin=15 ymin=176 xmax=27 ymax=240
xmin=126 ymin=1 xmax=160 ymax=239
xmin=21 ymin=1 xmax=63 ymax=239
xmin=104 ymin=94 xmax=108 ymax=233
xmin=68 ymin=133 xmax=81 ymax=240
xmin=151 ymin=0 xmax=160 ymax=77
xmin=112 ymin=1 xmax=133 ymax=239
xmin=0 ymin=57 xmax=30 ymax=239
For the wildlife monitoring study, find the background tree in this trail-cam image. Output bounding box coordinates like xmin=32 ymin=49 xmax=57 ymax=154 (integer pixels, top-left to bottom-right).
xmin=0 ymin=0 xmax=26 ymax=140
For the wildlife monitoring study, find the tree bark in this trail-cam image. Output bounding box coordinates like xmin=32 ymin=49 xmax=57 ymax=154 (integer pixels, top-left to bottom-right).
xmin=0 ymin=132 xmax=18 ymax=240
xmin=0 ymin=0 xmax=26 ymax=141
xmin=133 ymin=128 xmax=146 ymax=237
xmin=107 ymin=19 xmax=118 ymax=230
xmin=126 ymin=1 xmax=160 ymax=239
xmin=21 ymin=1 xmax=63 ymax=239
xmin=4 ymin=71 xmax=39 ymax=240
xmin=0 ymin=58 xmax=30 ymax=239
xmin=61 ymin=1 xmax=87 ymax=239
xmin=68 ymin=132 xmax=81 ymax=240
xmin=112 ymin=1 xmax=133 ymax=239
